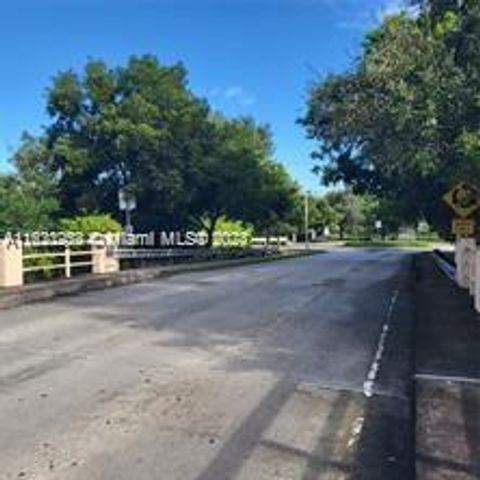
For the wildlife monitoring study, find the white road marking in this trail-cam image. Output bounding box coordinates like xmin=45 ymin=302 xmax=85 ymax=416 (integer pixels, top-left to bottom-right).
xmin=347 ymin=416 xmax=365 ymax=448
xmin=363 ymin=289 xmax=400 ymax=398
xmin=415 ymin=373 xmax=480 ymax=385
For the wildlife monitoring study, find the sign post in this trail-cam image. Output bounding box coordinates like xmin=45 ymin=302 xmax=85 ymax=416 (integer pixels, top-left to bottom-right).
xmin=443 ymin=183 xmax=480 ymax=301
xmin=118 ymin=188 xmax=137 ymax=234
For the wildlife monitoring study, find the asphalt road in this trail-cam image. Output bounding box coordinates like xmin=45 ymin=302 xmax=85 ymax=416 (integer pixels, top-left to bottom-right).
xmin=0 ymin=248 xmax=415 ymax=480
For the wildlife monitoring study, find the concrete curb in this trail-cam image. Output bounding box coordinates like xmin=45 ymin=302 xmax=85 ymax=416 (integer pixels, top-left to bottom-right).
xmin=0 ymin=250 xmax=317 ymax=311
xmin=431 ymin=250 xmax=456 ymax=282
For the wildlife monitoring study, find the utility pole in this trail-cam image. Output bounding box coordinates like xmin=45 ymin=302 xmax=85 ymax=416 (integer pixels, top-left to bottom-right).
xmin=304 ymin=191 xmax=310 ymax=250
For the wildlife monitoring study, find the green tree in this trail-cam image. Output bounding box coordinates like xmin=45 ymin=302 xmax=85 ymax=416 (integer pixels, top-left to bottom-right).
xmin=187 ymin=117 xmax=268 ymax=245
xmin=0 ymin=135 xmax=58 ymax=233
xmin=15 ymin=54 xmax=300 ymax=244
xmin=59 ymin=214 xmax=122 ymax=234
xmin=324 ymin=191 xmax=376 ymax=239
xmin=212 ymin=217 xmax=253 ymax=247
xmin=310 ymin=196 xmax=340 ymax=234
xmin=185 ymin=116 xmax=299 ymax=245
xmin=44 ymin=55 xmax=212 ymax=230
xmin=301 ymin=1 xmax=480 ymax=235
xmin=249 ymin=159 xmax=300 ymax=239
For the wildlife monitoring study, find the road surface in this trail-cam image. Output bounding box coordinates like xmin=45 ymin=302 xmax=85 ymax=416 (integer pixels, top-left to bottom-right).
xmin=0 ymin=248 xmax=415 ymax=480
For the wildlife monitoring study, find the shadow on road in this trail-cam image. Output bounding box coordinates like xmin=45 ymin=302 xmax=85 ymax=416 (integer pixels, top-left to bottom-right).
xmin=41 ymin=250 xmax=415 ymax=479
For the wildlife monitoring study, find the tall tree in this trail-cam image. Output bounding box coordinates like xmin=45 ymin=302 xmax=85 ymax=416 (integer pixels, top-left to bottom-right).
xmin=249 ymin=159 xmax=300 ymax=239
xmin=188 ymin=117 xmax=299 ymax=245
xmin=0 ymin=135 xmax=58 ymax=233
xmin=11 ymin=54 xmax=301 ymax=242
xmin=301 ymin=1 xmax=480 ymax=235
xmin=44 ymin=55 xmax=212 ymax=230
xmin=324 ymin=191 xmax=377 ymax=239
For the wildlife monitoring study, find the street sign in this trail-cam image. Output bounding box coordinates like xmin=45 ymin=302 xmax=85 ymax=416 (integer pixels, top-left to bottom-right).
xmin=118 ymin=188 xmax=136 ymax=212
xmin=452 ymin=218 xmax=476 ymax=237
xmin=443 ymin=182 xmax=480 ymax=218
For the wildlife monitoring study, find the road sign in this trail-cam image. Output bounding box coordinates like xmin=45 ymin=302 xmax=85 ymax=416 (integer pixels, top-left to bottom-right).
xmin=118 ymin=188 xmax=136 ymax=212
xmin=443 ymin=182 xmax=480 ymax=218
xmin=452 ymin=218 xmax=476 ymax=237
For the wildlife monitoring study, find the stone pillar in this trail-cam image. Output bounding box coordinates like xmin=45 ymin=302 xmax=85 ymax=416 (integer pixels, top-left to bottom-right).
xmin=0 ymin=241 xmax=23 ymax=287
xmin=454 ymin=238 xmax=460 ymax=268
xmin=456 ymin=238 xmax=476 ymax=291
xmin=456 ymin=238 xmax=465 ymax=287
xmin=469 ymin=246 xmax=476 ymax=296
xmin=92 ymin=246 xmax=119 ymax=275
xmin=475 ymin=250 xmax=480 ymax=313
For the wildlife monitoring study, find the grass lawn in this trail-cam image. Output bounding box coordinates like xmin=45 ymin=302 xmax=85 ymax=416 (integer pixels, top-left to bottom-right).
xmin=343 ymin=239 xmax=435 ymax=249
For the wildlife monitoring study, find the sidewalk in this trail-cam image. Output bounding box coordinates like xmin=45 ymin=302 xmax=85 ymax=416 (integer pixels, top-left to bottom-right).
xmin=414 ymin=253 xmax=480 ymax=480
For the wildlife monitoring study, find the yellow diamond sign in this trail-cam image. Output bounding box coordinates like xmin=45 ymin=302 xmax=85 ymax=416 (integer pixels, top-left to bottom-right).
xmin=443 ymin=182 xmax=480 ymax=218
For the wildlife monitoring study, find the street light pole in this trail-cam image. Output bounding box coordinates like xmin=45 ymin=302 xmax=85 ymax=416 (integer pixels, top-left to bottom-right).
xmin=125 ymin=208 xmax=132 ymax=235
xmin=304 ymin=191 xmax=310 ymax=250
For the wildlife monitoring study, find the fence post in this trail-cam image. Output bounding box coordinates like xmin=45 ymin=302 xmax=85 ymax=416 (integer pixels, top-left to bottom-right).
xmin=65 ymin=246 xmax=71 ymax=278
xmin=0 ymin=240 xmax=23 ymax=287
xmin=92 ymin=246 xmax=119 ymax=274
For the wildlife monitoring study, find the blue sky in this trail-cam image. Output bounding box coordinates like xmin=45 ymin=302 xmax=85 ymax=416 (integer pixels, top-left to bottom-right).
xmin=0 ymin=0 xmax=404 ymax=193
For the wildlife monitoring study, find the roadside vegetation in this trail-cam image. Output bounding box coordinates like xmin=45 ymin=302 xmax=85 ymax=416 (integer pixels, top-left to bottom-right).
xmin=3 ymin=0 xmax=477 ymax=244
xmin=343 ymin=239 xmax=436 ymax=249
xmin=301 ymin=0 xmax=480 ymax=238
xmin=0 ymin=56 xmax=299 ymax=242
xmin=0 ymin=55 xmax=399 ymax=243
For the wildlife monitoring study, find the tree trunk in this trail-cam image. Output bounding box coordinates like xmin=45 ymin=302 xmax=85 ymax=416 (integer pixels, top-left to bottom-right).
xmin=205 ymin=216 xmax=219 ymax=248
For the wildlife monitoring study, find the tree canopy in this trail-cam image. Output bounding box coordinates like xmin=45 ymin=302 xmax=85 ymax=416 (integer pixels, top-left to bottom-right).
xmin=2 ymin=55 xmax=300 ymax=242
xmin=301 ymin=0 xmax=480 ymax=235
xmin=0 ymin=134 xmax=58 ymax=233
